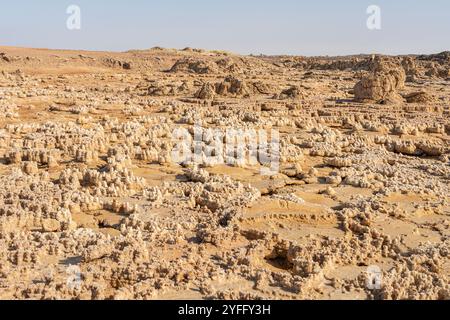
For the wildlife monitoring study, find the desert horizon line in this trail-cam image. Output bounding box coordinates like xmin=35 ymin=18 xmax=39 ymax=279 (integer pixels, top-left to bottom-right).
xmin=1 ymin=44 xmax=449 ymax=58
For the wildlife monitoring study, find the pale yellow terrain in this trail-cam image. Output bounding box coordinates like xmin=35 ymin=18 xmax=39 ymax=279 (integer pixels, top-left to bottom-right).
xmin=0 ymin=46 xmax=448 ymax=300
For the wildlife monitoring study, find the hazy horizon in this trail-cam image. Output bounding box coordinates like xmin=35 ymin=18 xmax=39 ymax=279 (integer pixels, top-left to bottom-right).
xmin=1 ymin=0 xmax=449 ymax=56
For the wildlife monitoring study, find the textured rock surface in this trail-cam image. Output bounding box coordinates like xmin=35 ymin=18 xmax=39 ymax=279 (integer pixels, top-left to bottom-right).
xmin=0 ymin=47 xmax=448 ymax=300
xmin=354 ymin=57 xmax=406 ymax=103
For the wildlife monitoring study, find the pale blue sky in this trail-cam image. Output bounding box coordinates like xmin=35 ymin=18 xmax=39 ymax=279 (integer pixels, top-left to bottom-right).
xmin=0 ymin=0 xmax=449 ymax=56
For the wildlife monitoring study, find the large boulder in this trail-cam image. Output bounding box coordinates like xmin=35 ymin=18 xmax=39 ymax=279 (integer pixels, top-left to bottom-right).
xmin=215 ymin=76 xmax=251 ymax=96
xmin=194 ymin=82 xmax=216 ymax=99
xmin=195 ymin=76 xmax=271 ymax=99
xmin=354 ymin=56 xmax=406 ymax=104
xmin=169 ymin=58 xmax=218 ymax=74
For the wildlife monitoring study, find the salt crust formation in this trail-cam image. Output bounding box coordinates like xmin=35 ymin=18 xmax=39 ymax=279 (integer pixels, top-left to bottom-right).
xmin=0 ymin=47 xmax=448 ymax=300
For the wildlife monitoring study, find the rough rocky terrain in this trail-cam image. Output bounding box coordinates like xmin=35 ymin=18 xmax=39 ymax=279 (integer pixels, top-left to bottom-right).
xmin=0 ymin=46 xmax=448 ymax=300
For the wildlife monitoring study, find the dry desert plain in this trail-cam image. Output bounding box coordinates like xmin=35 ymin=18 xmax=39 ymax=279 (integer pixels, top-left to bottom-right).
xmin=0 ymin=46 xmax=449 ymax=300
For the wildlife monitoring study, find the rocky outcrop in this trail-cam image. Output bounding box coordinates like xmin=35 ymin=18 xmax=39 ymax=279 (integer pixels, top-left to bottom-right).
xmin=354 ymin=57 xmax=406 ymax=104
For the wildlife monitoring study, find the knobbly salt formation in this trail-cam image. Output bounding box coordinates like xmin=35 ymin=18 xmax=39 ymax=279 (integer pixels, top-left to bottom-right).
xmin=0 ymin=47 xmax=448 ymax=300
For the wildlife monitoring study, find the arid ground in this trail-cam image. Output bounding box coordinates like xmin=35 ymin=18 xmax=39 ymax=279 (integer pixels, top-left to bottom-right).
xmin=0 ymin=46 xmax=448 ymax=300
